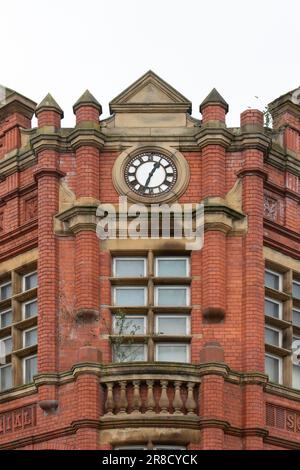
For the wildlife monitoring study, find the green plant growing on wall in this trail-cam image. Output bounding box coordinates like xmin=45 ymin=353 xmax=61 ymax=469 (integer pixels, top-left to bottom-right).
xmin=100 ymin=310 xmax=146 ymax=363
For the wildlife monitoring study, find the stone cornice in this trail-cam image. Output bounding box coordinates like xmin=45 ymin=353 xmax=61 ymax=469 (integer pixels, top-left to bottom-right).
xmin=229 ymin=131 xmax=271 ymax=154
xmin=195 ymin=127 xmax=233 ymax=149
xmin=33 ymin=167 xmax=65 ymax=182
xmin=30 ymin=131 xmax=66 ymax=154
xmin=68 ymin=127 xmax=105 ymax=150
xmin=56 ymin=203 xmax=100 ymax=234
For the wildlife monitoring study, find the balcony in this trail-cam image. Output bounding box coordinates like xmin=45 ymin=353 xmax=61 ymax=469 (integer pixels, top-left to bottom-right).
xmin=100 ymin=363 xmax=200 ymax=430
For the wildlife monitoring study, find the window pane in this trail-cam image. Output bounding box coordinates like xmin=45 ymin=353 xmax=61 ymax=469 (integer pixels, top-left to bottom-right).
xmin=293 ymin=282 xmax=300 ymax=300
xmin=24 ymin=356 xmax=37 ymax=383
xmin=156 ymin=259 xmax=188 ymax=277
xmin=0 ymin=310 xmax=12 ymax=328
xmin=114 ymin=288 xmax=145 ymax=306
xmin=114 ymin=259 xmax=145 ymax=277
xmin=156 ymin=288 xmax=188 ymax=306
xmin=114 ymin=345 xmax=146 ymax=363
xmin=265 ymin=299 xmax=280 ymax=318
xmin=156 ymin=344 xmax=188 ymax=363
xmin=24 ymin=329 xmax=37 ymax=348
xmin=23 ymin=300 xmax=38 ymax=319
xmin=293 ymin=309 xmax=300 ymax=327
xmin=265 ymin=328 xmax=280 ymax=347
xmin=1 ymin=337 xmax=12 ymax=355
xmin=0 ymin=365 xmax=12 ymax=391
xmin=113 ymin=316 xmax=145 ymax=335
xmin=265 ymin=271 xmax=280 ymax=290
xmin=156 ymin=317 xmax=188 ymax=335
xmin=24 ymin=272 xmax=37 ymax=291
xmin=293 ymin=365 xmax=300 ymax=390
xmin=265 ymin=355 xmax=280 ymax=383
xmin=0 ymin=283 xmax=11 ymax=300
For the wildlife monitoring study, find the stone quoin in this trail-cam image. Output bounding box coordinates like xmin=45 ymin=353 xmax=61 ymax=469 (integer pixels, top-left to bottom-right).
xmin=0 ymin=71 xmax=300 ymax=450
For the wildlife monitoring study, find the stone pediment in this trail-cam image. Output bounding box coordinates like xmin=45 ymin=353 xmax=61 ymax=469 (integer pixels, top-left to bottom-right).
xmin=109 ymin=70 xmax=192 ymax=114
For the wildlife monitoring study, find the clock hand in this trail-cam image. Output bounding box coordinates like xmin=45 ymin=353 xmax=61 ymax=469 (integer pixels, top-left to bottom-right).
xmin=145 ymin=162 xmax=160 ymax=187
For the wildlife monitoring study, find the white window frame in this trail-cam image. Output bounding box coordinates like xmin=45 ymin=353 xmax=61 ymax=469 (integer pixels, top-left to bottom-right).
xmin=155 ymin=315 xmax=190 ymax=335
xmin=22 ymin=298 xmax=38 ymax=320
xmin=293 ymin=280 xmax=300 ymax=299
xmin=265 ymin=353 xmax=283 ymax=384
xmin=112 ymin=286 xmax=147 ymax=306
xmin=0 ymin=281 xmax=12 ymax=301
xmin=292 ymin=364 xmax=300 ymax=390
xmin=154 ymin=445 xmax=186 ymax=450
xmin=113 ymin=315 xmax=146 ymax=335
xmin=113 ymin=343 xmax=147 ymax=363
xmin=265 ymin=268 xmax=283 ymax=291
xmin=265 ymin=325 xmax=283 ymax=348
xmin=113 ymin=257 xmax=147 ymax=278
xmin=154 ymin=286 xmax=190 ymax=306
xmin=264 ymin=296 xmax=283 ymax=320
xmin=155 ymin=343 xmax=190 ymax=363
xmin=154 ymin=256 xmax=190 ymax=277
xmin=23 ymin=354 xmax=37 ymax=384
xmin=22 ymin=271 xmax=38 ymax=292
xmin=0 ymin=335 xmax=12 ymax=356
xmin=0 ymin=363 xmax=12 ymax=391
xmin=0 ymin=308 xmax=12 ymax=329
xmin=114 ymin=446 xmax=147 ymax=450
xmin=293 ymin=307 xmax=300 ymax=327
xmin=23 ymin=327 xmax=38 ymax=349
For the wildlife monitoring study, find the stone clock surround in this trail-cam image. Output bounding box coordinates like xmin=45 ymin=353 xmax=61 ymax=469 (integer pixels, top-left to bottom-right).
xmin=112 ymin=144 xmax=190 ymax=204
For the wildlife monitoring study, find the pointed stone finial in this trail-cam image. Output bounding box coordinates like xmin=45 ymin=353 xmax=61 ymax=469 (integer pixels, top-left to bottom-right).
xmin=35 ymin=93 xmax=64 ymax=118
xmin=73 ymin=90 xmax=102 ymax=113
xmin=200 ymin=88 xmax=228 ymax=113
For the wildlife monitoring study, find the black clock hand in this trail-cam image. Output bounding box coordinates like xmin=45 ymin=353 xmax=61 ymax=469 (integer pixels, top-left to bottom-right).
xmin=145 ymin=162 xmax=160 ymax=187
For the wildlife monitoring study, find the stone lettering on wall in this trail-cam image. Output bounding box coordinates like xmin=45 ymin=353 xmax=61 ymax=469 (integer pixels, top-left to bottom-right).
xmin=0 ymin=404 xmax=36 ymax=435
xmin=266 ymin=403 xmax=300 ymax=434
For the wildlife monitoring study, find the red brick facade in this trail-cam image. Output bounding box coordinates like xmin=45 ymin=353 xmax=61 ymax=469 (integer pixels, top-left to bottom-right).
xmin=0 ymin=72 xmax=300 ymax=450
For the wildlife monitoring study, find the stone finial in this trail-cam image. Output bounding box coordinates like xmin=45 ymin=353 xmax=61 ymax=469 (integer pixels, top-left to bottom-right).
xmin=35 ymin=93 xmax=64 ymax=118
xmin=73 ymin=89 xmax=102 ymax=113
xmin=200 ymin=88 xmax=229 ymax=113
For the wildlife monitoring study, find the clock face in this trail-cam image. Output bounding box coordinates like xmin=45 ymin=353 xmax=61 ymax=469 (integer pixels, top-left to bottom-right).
xmin=125 ymin=152 xmax=177 ymax=197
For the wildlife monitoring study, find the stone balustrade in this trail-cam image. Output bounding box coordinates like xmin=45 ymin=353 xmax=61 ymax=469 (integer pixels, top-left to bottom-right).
xmin=100 ymin=366 xmax=200 ymax=417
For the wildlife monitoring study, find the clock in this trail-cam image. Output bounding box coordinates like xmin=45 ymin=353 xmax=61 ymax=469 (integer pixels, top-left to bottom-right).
xmin=124 ymin=152 xmax=177 ymax=197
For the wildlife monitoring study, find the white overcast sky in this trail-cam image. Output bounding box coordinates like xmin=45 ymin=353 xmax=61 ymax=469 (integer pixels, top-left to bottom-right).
xmin=1 ymin=0 xmax=299 ymax=127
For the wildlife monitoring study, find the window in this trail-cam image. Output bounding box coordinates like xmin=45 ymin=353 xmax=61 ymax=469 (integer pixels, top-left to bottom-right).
xmin=113 ymin=344 xmax=147 ymax=363
xmin=113 ymin=287 xmax=147 ymax=306
xmin=155 ymin=257 xmax=189 ymax=277
xmin=293 ymin=365 xmax=300 ymax=390
xmin=0 ymin=364 xmax=12 ymax=391
xmin=0 ymin=281 xmax=12 ymax=301
xmin=0 ymin=309 xmax=12 ymax=329
xmin=0 ymin=336 xmax=12 ymax=356
xmin=154 ymin=445 xmax=186 ymax=450
xmin=155 ymin=343 xmax=189 ymax=363
xmin=265 ymin=269 xmax=282 ymax=291
xmin=23 ymin=355 xmax=37 ymax=384
xmin=293 ymin=280 xmax=300 ymax=300
xmin=113 ymin=315 xmax=146 ymax=335
xmin=113 ymin=258 xmax=146 ymax=278
xmin=155 ymin=286 xmax=189 ymax=306
xmin=22 ymin=299 xmax=38 ymax=320
xmin=111 ymin=254 xmax=191 ymax=364
xmin=293 ymin=308 xmax=300 ymax=328
xmin=155 ymin=315 xmax=190 ymax=335
xmin=23 ymin=327 xmax=38 ymax=348
xmin=115 ymin=446 xmax=147 ymax=450
xmin=265 ymin=297 xmax=282 ymax=319
xmin=22 ymin=271 xmax=38 ymax=292
xmin=265 ymin=354 xmax=282 ymax=384
xmin=265 ymin=326 xmax=282 ymax=348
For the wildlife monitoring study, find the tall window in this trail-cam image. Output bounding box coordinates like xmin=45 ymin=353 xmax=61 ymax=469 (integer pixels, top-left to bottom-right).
xmin=111 ymin=254 xmax=191 ymax=363
xmin=264 ymin=263 xmax=300 ymax=390
xmin=0 ymin=262 xmax=38 ymax=393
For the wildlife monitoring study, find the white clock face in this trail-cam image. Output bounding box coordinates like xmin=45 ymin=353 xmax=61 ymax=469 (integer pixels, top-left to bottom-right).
xmin=125 ymin=152 xmax=177 ymax=197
